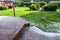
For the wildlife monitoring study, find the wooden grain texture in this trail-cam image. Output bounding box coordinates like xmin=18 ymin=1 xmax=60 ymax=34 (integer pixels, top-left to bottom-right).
xmin=0 ymin=16 xmax=30 ymax=40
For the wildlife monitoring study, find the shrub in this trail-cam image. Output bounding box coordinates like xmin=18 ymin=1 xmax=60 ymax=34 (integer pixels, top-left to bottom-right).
xmin=24 ymin=2 xmax=32 ymax=7
xmin=20 ymin=2 xmax=24 ymax=7
xmin=29 ymin=2 xmax=46 ymax=10
xmin=39 ymin=2 xmax=46 ymax=7
xmin=29 ymin=4 xmax=37 ymax=10
xmin=0 ymin=6 xmax=8 ymax=10
xmin=58 ymin=3 xmax=60 ymax=7
xmin=49 ymin=1 xmax=60 ymax=8
xmin=36 ymin=2 xmax=46 ymax=7
xmin=14 ymin=2 xmax=20 ymax=7
xmin=19 ymin=2 xmax=46 ymax=8
xmin=43 ymin=4 xmax=57 ymax=11
xmin=8 ymin=6 xmax=13 ymax=9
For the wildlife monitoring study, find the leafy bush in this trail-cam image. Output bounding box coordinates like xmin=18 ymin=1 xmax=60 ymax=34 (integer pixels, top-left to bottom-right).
xmin=24 ymin=2 xmax=32 ymax=7
xmin=29 ymin=2 xmax=46 ymax=10
xmin=43 ymin=4 xmax=57 ymax=11
xmin=36 ymin=2 xmax=46 ymax=7
xmin=14 ymin=2 xmax=20 ymax=7
xmin=49 ymin=1 xmax=60 ymax=8
xmin=39 ymin=2 xmax=47 ymax=7
xmin=8 ymin=6 xmax=13 ymax=9
xmin=20 ymin=2 xmax=24 ymax=7
xmin=0 ymin=6 xmax=8 ymax=10
xmin=58 ymin=2 xmax=60 ymax=7
xmin=19 ymin=2 xmax=46 ymax=8
xmin=29 ymin=4 xmax=37 ymax=10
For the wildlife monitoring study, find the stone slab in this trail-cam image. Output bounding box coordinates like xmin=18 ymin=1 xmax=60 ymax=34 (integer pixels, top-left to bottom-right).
xmin=19 ymin=26 xmax=60 ymax=40
xmin=0 ymin=16 xmax=30 ymax=40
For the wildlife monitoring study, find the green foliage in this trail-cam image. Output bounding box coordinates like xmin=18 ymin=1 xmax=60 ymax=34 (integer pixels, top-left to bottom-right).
xmin=26 ymin=2 xmax=46 ymax=10
xmin=8 ymin=6 xmax=13 ymax=9
xmin=24 ymin=2 xmax=32 ymax=7
xmin=19 ymin=2 xmax=46 ymax=7
xmin=44 ymin=4 xmax=57 ymax=11
xmin=38 ymin=2 xmax=46 ymax=7
xmin=14 ymin=2 xmax=20 ymax=7
xmin=34 ymin=2 xmax=46 ymax=8
xmin=0 ymin=6 xmax=8 ymax=10
xmin=40 ymin=2 xmax=46 ymax=7
xmin=29 ymin=4 xmax=37 ymax=10
xmin=20 ymin=2 xmax=24 ymax=7
xmin=49 ymin=1 xmax=60 ymax=8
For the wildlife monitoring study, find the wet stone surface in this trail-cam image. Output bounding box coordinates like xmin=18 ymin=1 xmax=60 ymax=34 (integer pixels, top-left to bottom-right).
xmin=19 ymin=26 xmax=60 ymax=40
xmin=0 ymin=16 xmax=29 ymax=40
xmin=19 ymin=27 xmax=40 ymax=40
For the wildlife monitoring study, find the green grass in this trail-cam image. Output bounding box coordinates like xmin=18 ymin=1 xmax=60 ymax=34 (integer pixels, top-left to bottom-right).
xmin=21 ymin=11 xmax=60 ymax=33
xmin=0 ymin=7 xmax=38 ymax=16
xmin=0 ymin=7 xmax=30 ymax=16
xmin=0 ymin=7 xmax=60 ymax=33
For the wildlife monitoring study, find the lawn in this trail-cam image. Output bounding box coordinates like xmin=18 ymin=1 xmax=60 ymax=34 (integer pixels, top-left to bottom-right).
xmin=0 ymin=7 xmax=29 ymax=16
xmin=0 ymin=7 xmax=38 ymax=16
xmin=0 ymin=7 xmax=60 ymax=33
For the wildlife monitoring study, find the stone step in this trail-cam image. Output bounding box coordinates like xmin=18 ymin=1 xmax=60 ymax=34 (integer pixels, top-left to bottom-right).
xmin=0 ymin=16 xmax=30 ymax=40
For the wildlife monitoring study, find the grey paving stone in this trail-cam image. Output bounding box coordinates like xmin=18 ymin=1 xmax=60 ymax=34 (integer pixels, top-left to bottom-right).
xmin=0 ymin=16 xmax=29 ymax=40
xmin=19 ymin=26 xmax=60 ymax=40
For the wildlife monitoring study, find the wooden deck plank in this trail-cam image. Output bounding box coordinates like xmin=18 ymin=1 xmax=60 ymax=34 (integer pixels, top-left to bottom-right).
xmin=0 ymin=16 xmax=30 ymax=40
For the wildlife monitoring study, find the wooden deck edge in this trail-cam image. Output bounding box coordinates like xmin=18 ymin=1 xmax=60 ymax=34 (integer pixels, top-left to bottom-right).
xmin=13 ymin=23 xmax=30 ymax=40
